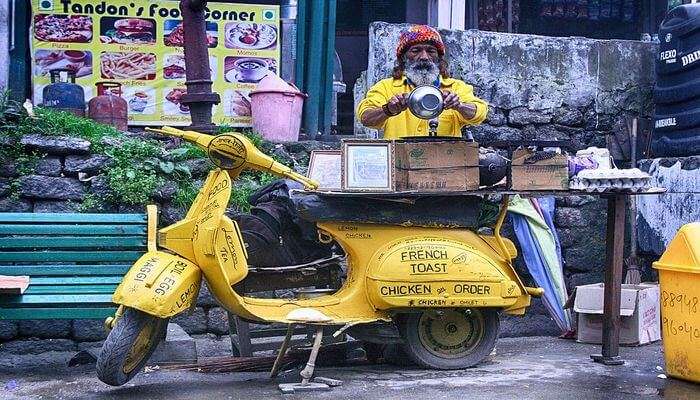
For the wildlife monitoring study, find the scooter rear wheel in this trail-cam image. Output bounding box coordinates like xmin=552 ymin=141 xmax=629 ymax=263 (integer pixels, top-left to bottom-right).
xmin=398 ymin=308 xmax=498 ymax=370
xmin=97 ymin=307 xmax=168 ymax=386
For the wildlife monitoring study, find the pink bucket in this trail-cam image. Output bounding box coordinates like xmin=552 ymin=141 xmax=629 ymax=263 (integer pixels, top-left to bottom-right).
xmin=250 ymin=75 xmax=307 ymax=142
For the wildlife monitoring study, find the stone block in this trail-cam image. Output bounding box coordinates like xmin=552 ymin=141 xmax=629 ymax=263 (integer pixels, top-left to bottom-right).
xmin=160 ymin=204 xmax=187 ymax=226
xmin=33 ymin=200 xmax=80 ymax=213
xmin=0 ymin=338 xmax=76 ymax=354
xmin=555 ymin=195 xmax=597 ymax=207
xmin=499 ymin=314 xmax=561 ymax=338
xmin=0 ymin=178 xmax=10 ymax=197
xmin=20 ymin=134 xmax=91 ymax=155
xmin=0 ymin=157 xmax=18 ymax=177
xmin=206 ymin=307 xmax=230 ymax=335
xmin=0 ymin=197 xmax=32 ymax=212
xmin=0 ymin=321 xmax=18 ymax=341
xmin=197 ymin=282 xmax=220 ymax=307
xmin=553 ymin=107 xmax=584 ymax=126
xmin=567 ymin=272 xmax=602 ymax=290
xmin=19 ymin=175 xmax=84 ymax=200
xmin=64 ymin=155 xmax=112 ymax=175
xmin=153 ymin=181 xmax=178 ymax=202
xmin=72 ymin=320 xmax=108 ymax=342
xmin=508 ymin=107 xmax=552 ymax=126
xmin=563 ymin=237 xmax=606 ymax=273
xmin=470 ymin=124 xmax=524 ymax=142
xmin=173 ymin=307 xmax=208 ymax=335
xmin=555 ymin=207 xmax=586 ymax=228
xmin=18 ymin=320 xmax=71 ymax=338
xmin=485 ymin=106 xmax=507 ymax=126
xmin=89 ymin=175 xmax=113 ymax=198
xmin=34 ymin=156 xmax=62 ymax=176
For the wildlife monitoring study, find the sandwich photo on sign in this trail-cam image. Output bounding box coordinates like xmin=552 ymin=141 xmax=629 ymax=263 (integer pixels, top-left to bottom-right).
xmin=100 ymin=17 xmax=157 ymax=45
xmin=163 ymin=54 xmax=218 ymax=80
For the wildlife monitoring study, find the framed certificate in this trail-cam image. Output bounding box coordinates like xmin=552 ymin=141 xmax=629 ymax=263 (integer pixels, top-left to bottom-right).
xmin=307 ymin=150 xmax=342 ymax=190
xmin=341 ymin=140 xmax=394 ymax=192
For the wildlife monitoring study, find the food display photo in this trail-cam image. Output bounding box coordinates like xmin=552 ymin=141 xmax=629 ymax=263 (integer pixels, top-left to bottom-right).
xmin=164 ymin=20 xmax=218 ymax=48
xmin=35 ymin=50 xmax=93 ymax=79
xmin=164 ymin=87 xmax=190 ymax=115
xmin=225 ymin=22 xmax=278 ymax=50
xmin=100 ymin=52 xmax=157 ymax=80
xmin=164 ymin=54 xmax=217 ymax=80
xmin=224 ymin=89 xmax=252 ymax=117
xmin=34 ymin=14 xmax=93 ymax=43
xmin=123 ymin=87 xmax=156 ymax=115
xmin=100 ymin=17 xmax=157 ymax=45
xmin=224 ymin=57 xmax=277 ymax=84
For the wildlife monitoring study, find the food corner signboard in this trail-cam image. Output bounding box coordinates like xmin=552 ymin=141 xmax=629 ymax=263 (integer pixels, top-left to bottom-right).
xmin=31 ymin=0 xmax=281 ymax=127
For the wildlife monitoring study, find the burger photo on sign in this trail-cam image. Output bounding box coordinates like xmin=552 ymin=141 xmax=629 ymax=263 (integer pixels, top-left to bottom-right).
xmin=100 ymin=17 xmax=156 ymax=45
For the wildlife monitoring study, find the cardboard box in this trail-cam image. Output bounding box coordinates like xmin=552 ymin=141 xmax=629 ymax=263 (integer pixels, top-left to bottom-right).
xmin=511 ymin=148 xmax=569 ymax=191
xmin=573 ymin=282 xmax=661 ymax=346
xmin=394 ymin=140 xmax=479 ymax=192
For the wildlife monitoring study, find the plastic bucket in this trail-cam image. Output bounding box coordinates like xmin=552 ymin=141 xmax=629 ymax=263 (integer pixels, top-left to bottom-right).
xmin=250 ymin=79 xmax=307 ymax=142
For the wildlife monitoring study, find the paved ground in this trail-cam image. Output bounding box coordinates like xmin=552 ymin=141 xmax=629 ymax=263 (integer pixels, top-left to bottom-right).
xmin=0 ymin=337 xmax=698 ymax=400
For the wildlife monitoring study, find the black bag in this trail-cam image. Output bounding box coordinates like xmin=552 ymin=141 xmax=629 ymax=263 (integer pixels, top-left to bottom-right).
xmin=232 ymin=180 xmax=333 ymax=267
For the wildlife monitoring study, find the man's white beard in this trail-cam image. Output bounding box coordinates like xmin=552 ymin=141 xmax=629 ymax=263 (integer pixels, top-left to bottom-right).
xmin=404 ymin=57 xmax=440 ymax=86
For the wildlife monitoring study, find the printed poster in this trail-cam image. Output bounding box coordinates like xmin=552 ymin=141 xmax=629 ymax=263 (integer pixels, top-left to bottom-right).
xmin=31 ymin=0 xmax=281 ymax=127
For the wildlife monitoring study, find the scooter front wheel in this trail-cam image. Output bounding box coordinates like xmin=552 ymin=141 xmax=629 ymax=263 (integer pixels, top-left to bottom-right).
xmin=97 ymin=307 xmax=168 ymax=386
xmin=398 ymin=308 xmax=498 ymax=370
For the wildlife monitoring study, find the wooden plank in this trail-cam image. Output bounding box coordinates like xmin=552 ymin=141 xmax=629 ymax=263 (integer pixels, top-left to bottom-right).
xmin=0 ymin=236 xmax=146 ymax=249
xmin=0 ymin=265 xmax=131 ymax=276
xmin=0 ymin=293 xmax=113 ymax=304
xmin=0 ymin=213 xmax=146 ymax=224
xmin=0 ymin=224 xmax=146 ymax=236
xmin=0 ymin=307 xmax=116 ymax=320
xmin=28 ymin=276 xmax=123 ymax=285
xmin=0 ymin=251 xmax=144 ymax=263
xmin=23 ymin=284 xmax=119 ymax=295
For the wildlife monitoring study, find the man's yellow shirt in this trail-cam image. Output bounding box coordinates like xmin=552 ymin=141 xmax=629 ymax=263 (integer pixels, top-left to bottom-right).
xmin=357 ymin=76 xmax=488 ymax=140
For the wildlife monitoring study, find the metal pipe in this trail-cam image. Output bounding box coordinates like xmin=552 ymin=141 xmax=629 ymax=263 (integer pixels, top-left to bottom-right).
xmin=180 ymin=0 xmax=220 ymax=133
xmin=321 ymin=0 xmax=337 ymax=136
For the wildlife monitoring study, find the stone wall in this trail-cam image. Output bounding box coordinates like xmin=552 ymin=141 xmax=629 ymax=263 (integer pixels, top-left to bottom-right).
xmin=355 ymin=23 xmax=660 ymax=335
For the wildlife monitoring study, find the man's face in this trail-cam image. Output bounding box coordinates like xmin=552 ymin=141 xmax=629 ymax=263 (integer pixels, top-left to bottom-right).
xmin=405 ymin=44 xmax=439 ymax=63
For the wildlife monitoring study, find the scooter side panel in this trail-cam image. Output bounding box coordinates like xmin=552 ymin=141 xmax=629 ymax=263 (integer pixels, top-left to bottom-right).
xmin=112 ymin=251 xmax=202 ymax=318
xmin=366 ymin=236 xmax=522 ymax=310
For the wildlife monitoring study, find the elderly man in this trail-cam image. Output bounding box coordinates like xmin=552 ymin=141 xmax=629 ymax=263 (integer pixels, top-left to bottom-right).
xmin=358 ymin=25 xmax=488 ymax=139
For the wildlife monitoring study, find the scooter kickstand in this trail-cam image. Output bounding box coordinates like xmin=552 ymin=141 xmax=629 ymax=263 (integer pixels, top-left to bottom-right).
xmin=278 ymin=325 xmax=337 ymax=394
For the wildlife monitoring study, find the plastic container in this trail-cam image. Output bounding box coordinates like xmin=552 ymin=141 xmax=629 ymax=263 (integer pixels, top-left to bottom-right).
xmin=88 ymin=82 xmax=128 ymax=131
xmin=250 ymin=74 xmax=307 ymax=142
xmin=653 ymin=222 xmax=700 ymax=383
xmin=42 ymin=69 xmax=86 ymax=116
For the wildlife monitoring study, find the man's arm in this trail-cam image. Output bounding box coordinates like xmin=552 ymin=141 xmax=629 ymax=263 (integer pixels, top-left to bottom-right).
xmin=360 ymin=94 xmax=409 ymax=127
xmin=443 ymin=82 xmax=488 ymax=125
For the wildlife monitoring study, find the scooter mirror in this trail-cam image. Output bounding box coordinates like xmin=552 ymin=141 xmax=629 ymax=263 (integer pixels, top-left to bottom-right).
xmin=407 ymin=85 xmax=444 ymax=120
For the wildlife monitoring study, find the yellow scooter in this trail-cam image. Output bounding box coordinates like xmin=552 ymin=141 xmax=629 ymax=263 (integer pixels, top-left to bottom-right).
xmin=96 ymin=126 xmax=541 ymax=387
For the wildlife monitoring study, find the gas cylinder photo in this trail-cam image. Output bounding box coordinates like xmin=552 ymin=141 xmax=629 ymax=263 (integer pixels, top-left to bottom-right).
xmin=88 ymin=82 xmax=129 ymax=131
xmin=42 ymin=69 xmax=86 ymax=117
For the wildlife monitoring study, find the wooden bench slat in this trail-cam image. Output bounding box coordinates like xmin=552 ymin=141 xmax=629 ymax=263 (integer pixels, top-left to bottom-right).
xmin=0 ymin=251 xmax=144 ymax=263
xmin=0 ymin=293 xmax=113 ymax=304
xmin=29 ymin=276 xmax=124 ymax=285
xmin=22 ymin=284 xmax=119 ymax=295
xmin=0 ymin=236 xmax=146 ymax=249
xmin=0 ymin=265 xmax=131 ymax=276
xmin=0 ymin=213 xmax=146 ymax=224
xmin=0 ymin=224 xmax=147 ymax=236
xmin=0 ymin=307 xmax=116 ymax=319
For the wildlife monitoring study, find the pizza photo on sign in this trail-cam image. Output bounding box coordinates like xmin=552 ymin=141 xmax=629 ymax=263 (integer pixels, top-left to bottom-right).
xmin=100 ymin=17 xmax=156 ymax=45
xmin=100 ymin=52 xmax=157 ymax=81
xmin=225 ymin=22 xmax=278 ymax=50
xmin=164 ymin=20 xmax=218 ymax=48
xmin=35 ymin=50 xmax=93 ymax=79
xmin=34 ymin=14 xmax=93 ymax=43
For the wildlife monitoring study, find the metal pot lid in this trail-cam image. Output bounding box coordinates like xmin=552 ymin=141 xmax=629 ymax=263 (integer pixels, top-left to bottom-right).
xmin=408 ymin=85 xmax=444 ymax=120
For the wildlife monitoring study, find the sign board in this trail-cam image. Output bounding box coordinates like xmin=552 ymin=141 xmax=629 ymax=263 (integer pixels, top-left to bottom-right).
xmin=30 ymin=0 xmax=280 ymax=127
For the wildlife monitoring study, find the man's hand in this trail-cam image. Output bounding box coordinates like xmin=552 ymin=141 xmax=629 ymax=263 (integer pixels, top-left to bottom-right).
xmin=386 ymin=94 xmax=408 ymax=115
xmin=443 ymin=90 xmax=477 ymax=120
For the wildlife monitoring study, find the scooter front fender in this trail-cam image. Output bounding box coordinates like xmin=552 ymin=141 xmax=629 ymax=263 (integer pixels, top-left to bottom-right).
xmin=112 ymin=251 xmax=202 ymax=318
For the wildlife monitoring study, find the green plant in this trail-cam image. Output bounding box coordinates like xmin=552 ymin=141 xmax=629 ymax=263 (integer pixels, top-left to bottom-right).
xmin=173 ymin=181 xmax=200 ymax=209
xmin=78 ymin=193 xmax=104 ymax=212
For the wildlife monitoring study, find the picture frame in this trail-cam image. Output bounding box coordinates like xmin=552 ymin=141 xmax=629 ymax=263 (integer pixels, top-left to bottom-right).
xmin=341 ymin=140 xmax=394 ymax=192
xmin=307 ymin=150 xmax=342 ymax=191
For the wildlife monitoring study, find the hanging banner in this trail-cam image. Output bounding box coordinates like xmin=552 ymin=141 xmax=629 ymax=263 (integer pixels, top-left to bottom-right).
xmin=30 ymin=0 xmax=281 ymax=127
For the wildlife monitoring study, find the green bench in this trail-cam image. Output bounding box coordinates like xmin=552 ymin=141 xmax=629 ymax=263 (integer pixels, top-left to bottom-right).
xmin=0 ymin=207 xmax=156 ymax=320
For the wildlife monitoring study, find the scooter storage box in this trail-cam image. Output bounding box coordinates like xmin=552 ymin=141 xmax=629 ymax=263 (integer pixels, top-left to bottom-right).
xmin=393 ymin=139 xmax=479 ymax=191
